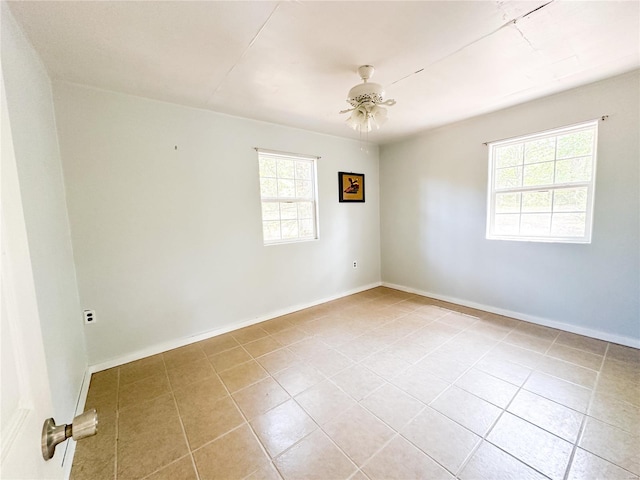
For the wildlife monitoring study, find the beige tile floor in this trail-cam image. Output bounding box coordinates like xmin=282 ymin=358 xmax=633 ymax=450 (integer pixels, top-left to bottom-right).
xmin=71 ymin=287 xmax=640 ymax=480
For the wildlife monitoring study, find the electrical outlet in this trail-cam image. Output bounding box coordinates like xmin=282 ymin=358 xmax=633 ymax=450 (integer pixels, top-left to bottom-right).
xmin=83 ymin=309 xmax=96 ymax=324
xmin=353 ymin=261 xmax=358 ymax=269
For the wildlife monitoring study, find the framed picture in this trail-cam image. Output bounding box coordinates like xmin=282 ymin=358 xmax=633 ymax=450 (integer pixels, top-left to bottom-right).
xmin=338 ymin=172 xmax=365 ymax=202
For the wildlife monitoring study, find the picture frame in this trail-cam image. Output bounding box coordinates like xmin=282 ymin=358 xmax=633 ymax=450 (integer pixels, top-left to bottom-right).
xmin=338 ymin=172 xmax=365 ymax=202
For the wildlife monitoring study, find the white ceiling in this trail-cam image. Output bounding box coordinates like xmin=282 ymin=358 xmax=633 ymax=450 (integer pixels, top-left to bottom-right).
xmin=7 ymin=1 xmax=640 ymax=144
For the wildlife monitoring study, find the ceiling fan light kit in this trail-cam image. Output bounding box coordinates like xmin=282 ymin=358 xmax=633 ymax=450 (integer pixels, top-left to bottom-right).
xmin=340 ymin=65 xmax=396 ymax=134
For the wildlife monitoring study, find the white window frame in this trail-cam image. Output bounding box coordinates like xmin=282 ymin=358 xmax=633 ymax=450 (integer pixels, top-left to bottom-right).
xmin=256 ymin=148 xmax=319 ymax=245
xmin=486 ymin=120 xmax=598 ymax=244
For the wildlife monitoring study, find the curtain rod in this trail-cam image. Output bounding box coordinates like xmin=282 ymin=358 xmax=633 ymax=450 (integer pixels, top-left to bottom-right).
xmin=254 ymin=147 xmax=321 ymax=160
xmin=482 ymin=115 xmax=608 ymax=146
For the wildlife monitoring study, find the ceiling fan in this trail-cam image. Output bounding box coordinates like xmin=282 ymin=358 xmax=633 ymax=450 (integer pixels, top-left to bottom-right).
xmin=339 ymin=65 xmax=397 ymax=133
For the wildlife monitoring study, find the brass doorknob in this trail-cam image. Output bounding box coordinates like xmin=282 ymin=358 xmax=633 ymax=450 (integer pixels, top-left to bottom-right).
xmin=41 ymin=409 xmax=98 ymax=460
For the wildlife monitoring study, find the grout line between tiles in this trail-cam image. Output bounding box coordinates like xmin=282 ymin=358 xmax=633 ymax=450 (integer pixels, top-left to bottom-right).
xmin=114 ymin=368 xmax=120 ymax=480
xmin=166 ymin=346 xmax=202 ymax=480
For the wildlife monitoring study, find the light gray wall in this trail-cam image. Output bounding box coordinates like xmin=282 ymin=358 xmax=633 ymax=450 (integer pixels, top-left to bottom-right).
xmin=380 ymin=71 xmax=639 ymax=345
xmin=1 ymin=4 xmax=87 ymax=421
xmin=53 ymin=83 xmax=381 ymax=365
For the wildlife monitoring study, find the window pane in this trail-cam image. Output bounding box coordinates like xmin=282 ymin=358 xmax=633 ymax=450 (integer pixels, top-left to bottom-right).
xmin=263 ymin=221 xmax=281 ymax=242
xmin=277 ymin=179 xmax=295 ymax=198
xmin=298 ymin=201 xmax=313 ymax=219
xmin=524 ymin=138 xmax=555 ymax=164
xmin=551 ymin=213 xmax=586 ymax=237
xmin=553 ymin=187 xmax=587 ymax=212
xmin=557 ymin=130 xmax=594 ymax=159
xmin=299 ymin=219 xmax=315 ymax=237
xmin=523 ymin=161 xmax=554 ymax=186
xmin=495 ymin=144 xmax=523 ymax=168
xmin=495 ymin=192 xmax=521 ymax=214
xmin=281 ymin=220 xmax=298 ymax=239
xmin=557 ymin=129 xmax=594 ymax=158
xmin=520 ymin=213 xmax=551 ymax=236
xmin=295 ymin=180 xmax=312 ymax=199
xmin=555 ymin=157 xmax=592 ymax=183
xmin=494 ymin=214 xmax=520 ymax=235
xmin=261 ymin=202 xmax=280 ymax=221
xmin=259 ymin=158 xmax=277 ymax=178
xmin=279 ymin=202 xmax=297 ymax=220
xmin=277 ymin=159 xmax=295 ymax=178
xmin=260 ymin=178 xmax=277 ymax=198
xmin=495 ymin=167 xmax=523 ymax=189
xmin=522 ymin=190 xmax=552 ymax=213
xmin=295 ymin=161 xmax=312 ymax=180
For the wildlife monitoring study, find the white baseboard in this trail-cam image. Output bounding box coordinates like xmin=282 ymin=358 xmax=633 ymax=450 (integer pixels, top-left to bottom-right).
xmin=87 ymin=281 xmax=383 ymax=374
xmin=382 ymin=282 xmax=640 ymax=349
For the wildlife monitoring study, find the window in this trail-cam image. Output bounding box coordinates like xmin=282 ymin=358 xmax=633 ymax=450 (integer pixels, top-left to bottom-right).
xmin=486 ymin=120 xmax=598 ymax=243
xmin=257 ymin=149 xmax=319 ymax=245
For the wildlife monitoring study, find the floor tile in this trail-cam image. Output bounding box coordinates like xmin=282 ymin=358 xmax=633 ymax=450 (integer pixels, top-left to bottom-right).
xmin=362 ymin=435 xmax=453 ymax=480
xmin=117 ymin=395 xmax=189 ymax=479
xmin=524 ymin=371 xmax=591 ymax=412
xmin=232 ymin=325 xmax=270 ymax=344
xmin=256 ymin=348 xmax=298 ymax=375
xmin=173 ymin=375 xmax=228 ymax=412
xmin=596 ymin=372 xmax=640 ymax=407
xmin=361 ymin=383 xmax=425 ymax=431
xmin=360 ymin=350 xmax=412 ymax=380
xmin=401 ymin=406 xmax=481 ymax=474
xmin=251 ymin=399 xmax=317 ymax=457
xmin=330 ymin=364 xmax=385 ymax=401
xmin=88 ymin=368 xmax=118 ymax=395
xmin=588 ymin=391 xmax=640 ymax=434
xmin=304 ymin=348 xmax=354 ymax=377
xmin=535 ymin=356 xmax=597 ymax=389
xmin=513 ymin=322 xmax=560 ymax=342
xmin=475 ymin=355 xmax=533 ymax=386
xmin=246 ymin=462 xmax=283 ymax=480
xmin=208 ymin=346 xmax=253 ymax=373
xmin=546 ymin=343 xmax=603 ymax=371
xmin=607 ymin=343 xmax=640 ymax=364
xmin=430 ymin=385 xmax=502 ymax=436
xmin=259 ymin=317 xmax=294 ymax=335
xmin=232 ymin=376 xmax=290 ymax=420
xmin=193 ymin=424 xmax=269 ymax=479
xmin=555 ymin=332 xmax=608 ymax=356
xmin=271 ymin=327 xmax=310 ymax=347
xmin=273 ymin=363 xmax=325 ymax=396
xmin=324 ymin=405 xmax=395 ymax=466
xmin=244 ymin=336 xmax=283 ymax=358
xmin=163 ymin=344 xmax=206 ymax=370
xmin=579 ymin=417 xmax=640 ymax=475
xmin=179 ymin=395 xmax=244 ymax=449
xmin=199 ymin=333 xmax=240 ymax=356
xmin=503 ymin=331 xmax=555 ymax=354
xmin=455 ymin=368 xmax=519 ymax=408
xmin=459 ymin=441 xmax=548 ymax=480
xmin=567 ymin=448 xmax=639 ymax=480
xmin=508 ymin=389 xmax=584 ymax=442
xmin=145 ymin=455 xmax=198 ymax=480
xmin=274 ymin=430 xmax=357 ymax=480
xmin=118 ymin=372 xmax=171 ymax=408
xmin=295 ymin=380 xmax=357 ymax=425
xmin=414 ymin=351 xmax=472 ymax=382
xmin=391 ymin=365 xmax=450 ymax=404
xmin=218 ymin=359 xmax=268 ymax=392
xmin=119 ymin=355 xmax=165 ymax=386
xmin=166 ymin=358 xmax=216 ymax=390
xmin=488 ymin=413 xmax=573 ymax=480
